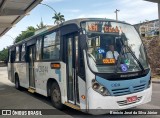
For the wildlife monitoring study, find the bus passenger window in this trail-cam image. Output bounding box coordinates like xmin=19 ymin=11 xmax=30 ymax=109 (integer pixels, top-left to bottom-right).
xmin=43 ymin=31 xmax=60 ymax=60
xmin=21 ymin=44 xmax=26 ymax=61
xmin=15 ymin=46 xmax=19 ymax=62
xmin=75 ymin=36 xmax=79 ymax=72
xmin=36 ymin=38 xmax=42 ymax=60
xmin=8 ymin=50 xmax=11 ymax=63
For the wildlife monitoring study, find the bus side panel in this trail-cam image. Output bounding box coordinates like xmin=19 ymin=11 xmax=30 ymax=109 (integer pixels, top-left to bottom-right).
xmin=8 ymin=63 xmax=15 ymax=83
xmin=83 ymin=50 xmax=96 ymax=109
xmin=8 ymin=62 xmax=13 ymax=82
xmin=34 ymin=61 xmax=68 ymax=103
xmin=34 ymin=62 xmax=51 ymax=96
xmin=14 ymin=63 xmax=29 ymax=88
xmin=8 ymin=50 xmax=14 ymax=83
xmin=59 ymin=62 xmax=67 ymax=104
xmin=78 ymin=76 xmax=87 ymax=110
xmin=19 ymin=63 xmax=29 ymax=88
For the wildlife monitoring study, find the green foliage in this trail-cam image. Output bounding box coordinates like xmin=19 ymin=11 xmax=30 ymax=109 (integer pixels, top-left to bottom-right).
xmin=52 ymin=12 xmax=65 ymax=25
xmin=14 ymin=26 xmax=36 ymax=44
xmin=36 ymin=18 xmax=47 ymax=29
xmin=14 ymin=19 xmax=47 ymax=44
xmin=0 ymin=20 xmax=47 ymax=62
xmin=0 ymin=48 xmax=8 ymax=62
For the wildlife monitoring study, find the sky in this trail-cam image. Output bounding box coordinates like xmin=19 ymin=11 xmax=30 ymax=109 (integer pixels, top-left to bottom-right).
xmin=0 ymin=0 xmax=158 ymax=50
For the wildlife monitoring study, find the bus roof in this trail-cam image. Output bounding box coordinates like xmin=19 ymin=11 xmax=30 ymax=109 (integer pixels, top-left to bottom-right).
xmin=62 ymin=18 xmax=129 ymax=27
xmin=8 ymin=18 xmax=130 ymax=48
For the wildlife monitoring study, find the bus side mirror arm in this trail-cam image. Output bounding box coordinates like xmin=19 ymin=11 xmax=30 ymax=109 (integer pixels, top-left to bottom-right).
xmin=79 ymin=34 xmax=87 ymax=50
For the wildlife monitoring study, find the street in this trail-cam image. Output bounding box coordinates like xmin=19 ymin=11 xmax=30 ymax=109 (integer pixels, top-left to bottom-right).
xmin=0 ymin=67 xmax=160 ymax=118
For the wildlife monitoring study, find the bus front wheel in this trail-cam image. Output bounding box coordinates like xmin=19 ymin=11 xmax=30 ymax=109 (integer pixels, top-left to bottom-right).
xmin=51 ymin=82 xmax=64 ymax=110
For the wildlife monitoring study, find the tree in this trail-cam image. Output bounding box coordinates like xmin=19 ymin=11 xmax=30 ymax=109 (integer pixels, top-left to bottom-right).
xmin=14 ymin=19 xmax=48 ymax=44
xmin=52 ymin=12 xmax=65 ymax=25
xmin=36 ymin=18 xmax=46 ymax=29
xmin=27 ymin=26 xmax=36 ymax=31
xmin=0 ymin=48 xmax=8 ymax=62
xmin=14 ymin=26 xmax=35 ymax=44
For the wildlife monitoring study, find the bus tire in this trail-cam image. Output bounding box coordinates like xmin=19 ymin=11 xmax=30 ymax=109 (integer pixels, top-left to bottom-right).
xmin=15 ymin=74 xmax=21 ymax=90
xmin=51 ymin=82 xmax=64 ymax=110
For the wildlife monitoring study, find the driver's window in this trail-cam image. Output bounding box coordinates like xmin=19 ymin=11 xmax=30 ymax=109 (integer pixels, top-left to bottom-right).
xmin=89 ymin=36 xmax=103 ymax=60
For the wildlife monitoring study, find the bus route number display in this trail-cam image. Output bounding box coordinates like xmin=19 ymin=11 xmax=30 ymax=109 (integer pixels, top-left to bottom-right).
xmin=88 ymin=24 xmax=98 ymax=32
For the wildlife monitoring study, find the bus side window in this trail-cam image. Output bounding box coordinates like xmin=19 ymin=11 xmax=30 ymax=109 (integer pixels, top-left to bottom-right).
xmin=21 ymin=44 xmax=26 ymax=61
xmin=19 ymin=45 xmax=22 ymax=61
xmin=36 ymin=37 xmax=42 ymax=60
xmin=15 ymin=46 xmax=19 ymax=62
xmin=42 ymin=31 xmax=60 ymax=60
xmin=75 ymin=36 xmax=79 ymax=73
xmin=8 ymin=50 xmax=11 ymax=63
xmin=11 ymin=48 xmax=15 ymax=63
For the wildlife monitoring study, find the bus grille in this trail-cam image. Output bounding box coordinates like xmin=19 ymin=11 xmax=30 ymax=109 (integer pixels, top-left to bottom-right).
xmin=117 ymin=96 xmax=142 ymax=106
xmin=133 ymin=84 xmax=146 ymax=93
xmin=112 ymin=84 xmax=146 ymax=96
xmin=112 ymin=88 xmax=130 ymax=96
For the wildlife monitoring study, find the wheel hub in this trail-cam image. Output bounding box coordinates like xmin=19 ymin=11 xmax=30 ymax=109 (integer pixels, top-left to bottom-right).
xmin=52 ymin=88 xmax=60 ymax=102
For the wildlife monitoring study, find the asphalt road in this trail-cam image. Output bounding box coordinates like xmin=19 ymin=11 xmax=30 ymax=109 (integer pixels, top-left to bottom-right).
xmin=0 ymin=67 xmax=160 ymax=118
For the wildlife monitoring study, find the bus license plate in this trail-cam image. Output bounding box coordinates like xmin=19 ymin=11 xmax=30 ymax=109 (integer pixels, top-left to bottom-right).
xmin=127 ymin=96 xmax=137 ymax=103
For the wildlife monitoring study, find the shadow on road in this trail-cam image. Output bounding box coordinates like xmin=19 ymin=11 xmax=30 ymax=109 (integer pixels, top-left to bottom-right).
xmin=18 ymin=87 xmax=88 ymax=116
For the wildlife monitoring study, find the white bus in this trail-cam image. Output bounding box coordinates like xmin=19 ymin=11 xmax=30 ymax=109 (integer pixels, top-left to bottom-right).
xmin=8 ymin=18 xmax=152 ymax=114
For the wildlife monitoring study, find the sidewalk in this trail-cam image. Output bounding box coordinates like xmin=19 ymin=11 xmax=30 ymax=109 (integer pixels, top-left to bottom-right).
xmin=152 ymin=78 xmax=160 ymax=84
xmin=0 ymin=67 xmax=14 ymax=86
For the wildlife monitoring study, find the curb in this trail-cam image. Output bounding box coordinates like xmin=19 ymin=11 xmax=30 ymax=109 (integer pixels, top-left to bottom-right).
xmin=152 ymin=80 xmax=160 ymax=84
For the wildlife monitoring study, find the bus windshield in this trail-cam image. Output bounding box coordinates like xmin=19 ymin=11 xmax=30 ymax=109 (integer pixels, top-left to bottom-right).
xmin=81 ymin=21 xmax=149 ymax=73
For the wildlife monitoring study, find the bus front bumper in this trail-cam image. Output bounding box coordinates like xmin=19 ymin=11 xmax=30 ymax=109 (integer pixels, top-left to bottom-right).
xmin=87 ymin=85 xmax=152 ymax=115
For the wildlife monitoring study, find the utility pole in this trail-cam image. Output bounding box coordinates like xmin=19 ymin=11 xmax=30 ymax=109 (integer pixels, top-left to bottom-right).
xmin=40 ymin=3 xmax=57 ymax=14
xmin=40 ymin=3 xmax=63 ymax=25
xmin=114 ymin=9 xmax=120 ymax=21
xmin=158 ymin=3 xmax=160 ymax=37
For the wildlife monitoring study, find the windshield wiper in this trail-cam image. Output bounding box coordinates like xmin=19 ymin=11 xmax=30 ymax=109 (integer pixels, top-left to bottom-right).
xmin=125 ymin=45 xmax=145 ymax=72
xmin=115 ymin=38 xmax=145 ymax=73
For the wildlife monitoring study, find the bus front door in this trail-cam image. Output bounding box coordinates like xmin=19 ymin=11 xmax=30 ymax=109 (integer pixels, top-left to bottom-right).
xmin=8 ymin=49 xmax=15 ymax=82
xmin=66 ymin=34 xmax=79 ymax=105
xmin=28 ymin=45 xmax=35 ymax=88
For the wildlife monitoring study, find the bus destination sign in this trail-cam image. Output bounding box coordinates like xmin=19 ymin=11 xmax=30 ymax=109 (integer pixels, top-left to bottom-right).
xmin=87 ymin=22 xmax=121 ymax=33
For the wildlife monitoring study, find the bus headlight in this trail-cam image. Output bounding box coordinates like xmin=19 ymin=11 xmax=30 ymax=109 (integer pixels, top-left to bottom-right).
xmin=100 ymin=87 xmax=105 ymax=93
xmin=92 ymin=83 xmax=100 ymax=89
xmin=92 ymin=79 xmax=110 ymax=96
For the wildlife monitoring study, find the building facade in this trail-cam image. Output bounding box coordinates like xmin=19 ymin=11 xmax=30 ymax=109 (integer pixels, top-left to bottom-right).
xmin=134 ymin=19 xmax=159 ymax=37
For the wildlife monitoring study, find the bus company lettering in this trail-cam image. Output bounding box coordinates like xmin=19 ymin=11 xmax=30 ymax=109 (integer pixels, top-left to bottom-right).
xmin=11 ymin=110 xmax=42 ymax=115
xmin=120 ymin=73 xmax=138 ymax=78
xmin=111 ymin=83 xmax=120 ymax=87
xmin=36 ymin=66 xmax=48 ymax=73
xmin=17 ymin=64 xmax=24 ymax=69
